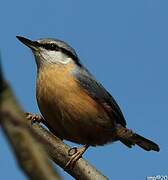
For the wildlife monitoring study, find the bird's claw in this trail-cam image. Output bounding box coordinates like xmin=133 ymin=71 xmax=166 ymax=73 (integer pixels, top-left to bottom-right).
xmin=65 ymin=145 xmax=89 ymax=169
xmin=65 ymin=150 xmax=83 ymax=169
xmin=25 ymin=112 xmax=42 ymax=125
xmin=68 ymin=147 xmax=78 ymax=156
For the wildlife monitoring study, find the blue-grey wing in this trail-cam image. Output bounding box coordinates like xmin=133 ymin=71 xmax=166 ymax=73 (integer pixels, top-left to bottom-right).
xmin=73 ymin=68 xmax=126 ymax=127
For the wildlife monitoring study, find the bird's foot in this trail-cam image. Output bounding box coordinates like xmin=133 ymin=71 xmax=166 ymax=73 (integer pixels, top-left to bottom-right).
xmin=65 ymin=145 xmax=89 ymax=169
xmin=25 ymin=112 xmax=43 ymax=125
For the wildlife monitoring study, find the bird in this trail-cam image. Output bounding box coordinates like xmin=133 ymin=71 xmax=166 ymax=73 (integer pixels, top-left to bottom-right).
xmin=16 ymin=36 xmax=160 ymax=168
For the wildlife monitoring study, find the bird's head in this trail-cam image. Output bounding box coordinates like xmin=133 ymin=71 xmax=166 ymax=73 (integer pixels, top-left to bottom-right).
xmin=16 ymin=36 xmax=81 ymax=69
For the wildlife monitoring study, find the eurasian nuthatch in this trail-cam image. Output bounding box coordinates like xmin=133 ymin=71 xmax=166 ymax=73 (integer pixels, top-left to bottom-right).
xmin=16 ymin=36 xmax=160 ymax=168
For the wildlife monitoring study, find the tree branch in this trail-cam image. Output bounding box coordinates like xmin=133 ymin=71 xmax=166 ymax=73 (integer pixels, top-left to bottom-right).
xmin=0 ymin=66 xmax=61 ymax=180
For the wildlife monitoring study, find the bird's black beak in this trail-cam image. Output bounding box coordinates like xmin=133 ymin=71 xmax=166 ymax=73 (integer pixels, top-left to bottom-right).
xmin=16 ymin=36 xmax=39 ymax=50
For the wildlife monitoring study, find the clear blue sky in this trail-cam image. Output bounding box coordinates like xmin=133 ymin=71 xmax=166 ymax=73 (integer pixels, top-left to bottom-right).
xmin=0 ymin=1 xmax=167 ymax=179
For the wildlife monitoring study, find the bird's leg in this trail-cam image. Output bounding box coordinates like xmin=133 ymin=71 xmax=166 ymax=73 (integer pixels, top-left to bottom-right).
xmin=65 ymin=144 xmax=89 ymax=169
xmin=25 ymin=112 xmax=43 ymax=124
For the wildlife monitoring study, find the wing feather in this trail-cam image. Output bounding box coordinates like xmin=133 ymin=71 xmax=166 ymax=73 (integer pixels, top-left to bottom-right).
xmin=73 ymin=68 xmax=127 ymax=127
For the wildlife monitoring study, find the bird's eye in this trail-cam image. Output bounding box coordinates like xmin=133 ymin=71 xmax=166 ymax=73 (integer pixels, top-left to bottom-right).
xmin=50 ymin=43 xmax=58 ymax=51
xmin=50 ymin=44 xmax=55 ymax=49
xmin=42 ymin=43 xmax=59 ymax=51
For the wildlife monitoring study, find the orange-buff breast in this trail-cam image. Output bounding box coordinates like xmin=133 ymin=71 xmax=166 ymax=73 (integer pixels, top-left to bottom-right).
xmin=36 ymin=63 xmax=115 ymax=145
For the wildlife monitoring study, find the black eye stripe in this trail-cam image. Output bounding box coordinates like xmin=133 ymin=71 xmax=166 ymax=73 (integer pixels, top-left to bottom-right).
xmin=40 ymin=43 xmax=59 ymax=51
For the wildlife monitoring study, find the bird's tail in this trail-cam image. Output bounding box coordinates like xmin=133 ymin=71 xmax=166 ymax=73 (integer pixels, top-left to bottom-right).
xmin=116 ymin=125 xmax=160 ymax=152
